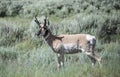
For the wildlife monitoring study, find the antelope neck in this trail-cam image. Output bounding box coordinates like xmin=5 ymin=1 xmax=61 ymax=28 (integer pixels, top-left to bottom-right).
xmin=44 ymin=32 xmax=50 ymax=40
xmin=44 ymin=31 xmax=55 ymax=40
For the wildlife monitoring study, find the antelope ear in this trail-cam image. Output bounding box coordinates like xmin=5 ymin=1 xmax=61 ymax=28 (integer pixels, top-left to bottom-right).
xmin=34 ymin=16 xmax=41 ymax=28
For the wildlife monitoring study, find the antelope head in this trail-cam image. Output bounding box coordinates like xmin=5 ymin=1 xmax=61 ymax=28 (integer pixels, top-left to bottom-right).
xmin=34 ymin=16 xmax=50 ymax=38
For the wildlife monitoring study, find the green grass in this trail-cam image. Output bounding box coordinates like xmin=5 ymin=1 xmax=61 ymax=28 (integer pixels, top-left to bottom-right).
xmin=0 ymin=16 xmax=31 ymax=28
xmin=0 ymin=16 xmax=120 ymax=77
xmin=0 ymin=15 xmax=120 ymax=77
xmin=0 ymin=42 xmax=120 ymax=77
xmin=0 ymin=0 xmax=120 ymax=77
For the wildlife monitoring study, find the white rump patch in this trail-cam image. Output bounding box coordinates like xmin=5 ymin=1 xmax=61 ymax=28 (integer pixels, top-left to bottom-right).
xmin=86 ymin=35 xmax=95 ymax=41
xmin=86 ymin=35 xmax=96 ymax=44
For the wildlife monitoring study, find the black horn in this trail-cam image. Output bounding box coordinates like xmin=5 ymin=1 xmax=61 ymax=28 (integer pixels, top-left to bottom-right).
xmin=44 ymin=16 xmax=50 ymax=26
xmin=48 ymin=19 xmax=50 ymax=26
xmin=34 ymin=16 xmax=41 ymax=28
xmin=44 ymin=16 xmax=47 ymax=26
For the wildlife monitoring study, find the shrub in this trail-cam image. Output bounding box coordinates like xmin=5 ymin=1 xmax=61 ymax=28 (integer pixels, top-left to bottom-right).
xmin=0 ymin=0 xmax=23 ymax=17
xmin=97 ymin=14 xmax=120 ymax=43
xmin=0 ymin=47 xmax=18 ymax=60
xmin=6 ymin=1 xmax=23 ymax=16
xmin=0 ymin=20 xmax=25 ymax=46
xmin=0 ymin=0 xmax=120 ymax=18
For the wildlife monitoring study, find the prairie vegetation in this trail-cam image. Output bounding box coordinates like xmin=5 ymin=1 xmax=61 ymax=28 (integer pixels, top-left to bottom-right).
xmin=0 ymin=0 xmax=120 ymax=77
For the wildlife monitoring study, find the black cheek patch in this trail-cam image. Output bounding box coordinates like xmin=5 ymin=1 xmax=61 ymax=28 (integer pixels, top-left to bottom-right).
xmin=43 ymin=30 xmax=49 ymax=37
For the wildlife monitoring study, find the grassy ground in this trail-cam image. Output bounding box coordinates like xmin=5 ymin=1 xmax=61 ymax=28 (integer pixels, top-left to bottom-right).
xmin=0 ymin=42 xmax=120 ymax=77
xmin=0 ymin=14 xmax=120 ymax=77
xmin=0 ymin=0 xmax=120 ymax=77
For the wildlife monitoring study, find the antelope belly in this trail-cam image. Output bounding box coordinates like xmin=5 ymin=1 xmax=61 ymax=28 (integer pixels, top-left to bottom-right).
xmin=62 ymin=43 xmax=82 ymax=54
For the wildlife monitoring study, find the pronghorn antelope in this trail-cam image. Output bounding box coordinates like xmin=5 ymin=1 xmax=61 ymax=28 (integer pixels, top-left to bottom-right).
xmin=34 ymin=16 xmax=101 ymax=68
